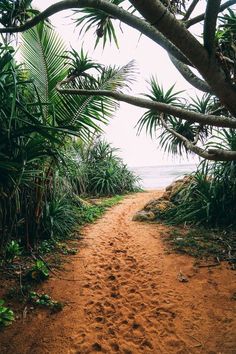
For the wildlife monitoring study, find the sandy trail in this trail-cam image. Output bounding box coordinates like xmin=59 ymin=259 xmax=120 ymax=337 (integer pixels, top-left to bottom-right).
xmin=0 ymin=191 xmax=235 ymax=354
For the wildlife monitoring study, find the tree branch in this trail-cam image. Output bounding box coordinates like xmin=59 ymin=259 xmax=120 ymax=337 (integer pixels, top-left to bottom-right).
xmin=11 ymin=0 xmax=236 ymax=116
xmin=129 ymin=0 xmax=236 ymax=116
xmin=169 ymin=55 xmax=212 ymax=93
xmin=129 ymin=0 xmax=209 ymax=70
xmin=207 ymin=148 xmax=236 ymax=160
xmin=0 ymin=0 xmax=192 ymax=66
xmin=203 ymin=0 xmax=221 ymax=56
xmin=56 ymin=81 xmax=236 ymax=129
xmin=182 ymin=0 xmax=200 ymax=21
xmin=186 ymin=0 xmax=236 ymax=28
xmin=8 ymin=0 xmax=235 ymax=114
xmin=159 ymin=114 xmax=236 ymax=161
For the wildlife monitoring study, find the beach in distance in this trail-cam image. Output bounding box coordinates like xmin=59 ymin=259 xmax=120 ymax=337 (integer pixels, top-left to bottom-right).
xmin=132 ymin=163 xmax=197 ymax=190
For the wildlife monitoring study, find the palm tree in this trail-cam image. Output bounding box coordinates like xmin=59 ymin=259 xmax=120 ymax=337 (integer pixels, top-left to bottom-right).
xmin=0 ymin=20 xmax=136 ymax=249
xmin=21 ymin=21 xmax=136 ymax=138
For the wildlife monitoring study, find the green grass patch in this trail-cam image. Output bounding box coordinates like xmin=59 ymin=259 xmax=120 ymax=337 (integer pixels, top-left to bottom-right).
xmin=77 ymin=195 xmax=123 ymax=225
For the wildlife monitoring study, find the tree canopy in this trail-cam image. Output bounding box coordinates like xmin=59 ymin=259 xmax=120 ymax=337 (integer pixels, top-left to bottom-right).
xmin=1 ymin=0 xmax=236 ymax=161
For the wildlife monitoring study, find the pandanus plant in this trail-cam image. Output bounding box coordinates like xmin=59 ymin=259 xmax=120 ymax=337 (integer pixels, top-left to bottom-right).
xmin=0 ymin=19 xmax=136 ymax=249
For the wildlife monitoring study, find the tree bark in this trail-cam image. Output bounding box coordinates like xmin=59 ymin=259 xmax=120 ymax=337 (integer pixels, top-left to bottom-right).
xmin=203 ymin=0 xmax=221 ymax=55
xmin=2 ymin=0 xmax=236 ymax=114
xmin=129 ymin=0 xmax=236 ymax=116
xmin=0 ymin=0 xmax=190 ymax=66
xmin=186 ymin=0 xmax=236 ymax=28
xmin=159 ymin=114 xmax=236 ymax=161
xmin=182 ymin=0 xmax=200 ymax=21
xmin=56 ymin=82 xmax=236 ymax=129
xmin=169 ymin=55 xmax=212 ymax=93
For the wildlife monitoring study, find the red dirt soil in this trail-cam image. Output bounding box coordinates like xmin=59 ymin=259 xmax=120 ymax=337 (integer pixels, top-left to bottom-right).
xmin=0 ymin=191 xmax=235 ymax=354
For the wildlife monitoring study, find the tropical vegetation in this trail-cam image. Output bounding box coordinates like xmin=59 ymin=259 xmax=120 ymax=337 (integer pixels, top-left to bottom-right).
xmin=0 ymin=16 xmax=139 ymax=254
xmin=73 ymin=138 xmax=140 ymax=196
xmin=160 ymin=154 xmax=236 ymax=227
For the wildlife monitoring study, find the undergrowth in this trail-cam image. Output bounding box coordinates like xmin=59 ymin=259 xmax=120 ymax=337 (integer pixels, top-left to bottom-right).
xmin=0 ymin=194 xmax=124 ymax=327
xmin=77 ymin=195 xmax=123 ymax=225
xmin=163 ymin=227 xmax=236 ymax=263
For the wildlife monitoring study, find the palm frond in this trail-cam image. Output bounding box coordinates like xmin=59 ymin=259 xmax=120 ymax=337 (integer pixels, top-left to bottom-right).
xmin=136 ymin=78 xmax=184 ymax=137
xmin=159 ymin=118 xmax=195 ymax=156
xmin=73 ymin=0 xmax=125 ymax=48
xmin=57 ymin=60 xmax=137 ymax=135
xmin=188 ymin=93 xmax=215 ymax=114
xmin=21 ymin=21 xmax=68 ymax=120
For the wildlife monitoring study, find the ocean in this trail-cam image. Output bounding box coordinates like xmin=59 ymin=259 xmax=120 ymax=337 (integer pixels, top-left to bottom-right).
xmin=132 ymin=163 xmax=197 ymax=190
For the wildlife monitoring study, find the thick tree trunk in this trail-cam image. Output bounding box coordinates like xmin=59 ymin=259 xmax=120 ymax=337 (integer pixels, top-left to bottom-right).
xmin=130 ymin=0 xmax=236 ymax=116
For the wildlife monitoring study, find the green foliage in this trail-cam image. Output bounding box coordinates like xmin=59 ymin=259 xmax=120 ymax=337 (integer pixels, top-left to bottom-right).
xmin=26 ymin=260 xmax=49 ymax=282
xmin=99 ymin=195 xmax=123 ymax=207
xmin=0 ymin=299 xmax=14 ymax=327
xmin=62 ymin=47 xmax=102 ymax=79
xmin=73 ymin=1 xmax=125 ymax=49
xmin=159 ymin=118 xmax=196 ymax=155
xmin=165 ymin=227 xmax=235 ymax=260
xmin=0 ymin=44 xmax=59 ymax=249
xmin=38 ymin=240 xmax=55 ymax=254
xmin=21 ymin=21 xmax=68 ymax=117
xmin=0 ymin=0 xmax=37 ymax=29
xmin=5 ymin=241 xmax=22 ymax=263
xmin=160 ymin=130 xmax=236 ymax=228
xmin=29 ymin=292 xmax=63 ymax=312
xmin=217 ymin=9 xmax=236 ymax=83
xmin=74 ymin=138 xmax=140 ymax=196
xmin=188 ymin=93 xmax=216 ymax=115
xmin=136 ymin=79 xmax=184 ymax=138
xmin=77 ymin=195 xmax=123 ymax=225
xmin=0 ymin=21 xmax=134 ymax=252
xmin=42 ymin=191 xmax=79 ymax=240
xmin=77 ymin=204 xmax=105 ymax=224
xmin=136 ymin=80 xmax=219 ymax=157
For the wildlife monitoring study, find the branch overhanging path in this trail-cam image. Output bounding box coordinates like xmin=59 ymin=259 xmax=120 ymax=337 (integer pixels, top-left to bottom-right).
xmin=129 ymin=0 xmax=236 ymax=116
xmin=159 ymin=113 xmax=236 ymax=161
xmin=1 ymin=0 xmax=236 ymax=112
xmin=0 ymin=0 xmax=191 ymax=66
xmin=56 ymin=82 xmax=236 ymax=129
xmin=2 ymin=0 xmax=236 ymax=106
xmin=56 ymin=82 xmax=236 ymax=161
xmin=2 ymin=0 xmax=236 ymax=160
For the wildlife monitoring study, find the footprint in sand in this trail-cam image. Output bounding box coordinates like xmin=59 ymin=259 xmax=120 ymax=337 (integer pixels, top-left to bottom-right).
xmin=2 ymin=192 xmax=235 ymax=354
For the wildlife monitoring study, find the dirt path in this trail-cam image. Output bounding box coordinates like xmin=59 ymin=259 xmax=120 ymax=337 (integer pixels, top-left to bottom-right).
xmin=1 ymin=191 xmax=236 ymax=354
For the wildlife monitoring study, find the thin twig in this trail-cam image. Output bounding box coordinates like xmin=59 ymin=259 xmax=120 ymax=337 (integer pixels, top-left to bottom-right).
xmin=187 ymin=334 xmax=203 ymax=348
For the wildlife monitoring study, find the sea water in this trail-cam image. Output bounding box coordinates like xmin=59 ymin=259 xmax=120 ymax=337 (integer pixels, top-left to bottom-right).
xmin=132 ymin=164 xmax=197 ymax=190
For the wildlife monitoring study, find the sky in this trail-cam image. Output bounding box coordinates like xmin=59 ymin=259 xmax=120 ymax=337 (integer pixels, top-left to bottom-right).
xmin=31 ymin=0 xmax=203 ymax=167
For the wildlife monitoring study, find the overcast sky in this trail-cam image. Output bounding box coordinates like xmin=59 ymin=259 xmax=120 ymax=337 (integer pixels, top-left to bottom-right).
xmin=32 ymin=0 xmax=203 ymax=167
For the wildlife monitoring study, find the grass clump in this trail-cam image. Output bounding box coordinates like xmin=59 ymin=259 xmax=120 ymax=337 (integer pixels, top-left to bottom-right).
xmin=164 ymin=227 xmax=236 ymax=261
xmin=0 ymin=300 xmax=14 ymax=327
xmin=161 ymin=145 xmax=236 ymax=228
xmin=5 ymin=241 xmax=22 ymax=263
xmin=29 ymin=292 xmax=63 ymax=312
xmin=74 ymin=139 xmax=141 ymax=197
xmin=77 ymin=195 xmax=123 ymax=225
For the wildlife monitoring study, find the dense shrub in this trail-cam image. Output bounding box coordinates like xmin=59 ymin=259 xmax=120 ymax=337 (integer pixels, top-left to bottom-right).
xmin=161 ymin=131 xmax=236 ymax=228
xmin=0 ymin=22 xmax=137 ymax=251
xmin=73 ymin=139 xmax=140 ymax=196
